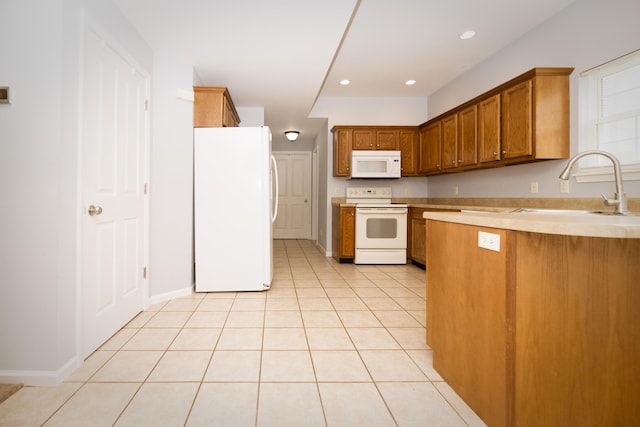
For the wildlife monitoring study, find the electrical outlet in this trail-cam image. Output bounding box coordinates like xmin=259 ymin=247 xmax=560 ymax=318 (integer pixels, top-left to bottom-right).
xmin=404 ymin=188 xmax=411 ymax=196
xmin=530 ymin=181 xmax=539 ymax=193
xmin=453 ymin=186 xmax=459 ymax=195
xmin=478 ymin=231 xmax=500 ymax=252
xmin=334 ymin=187 xmax=341 ymax=195
xmin=560 ymin=180 xmax=569 ymax=194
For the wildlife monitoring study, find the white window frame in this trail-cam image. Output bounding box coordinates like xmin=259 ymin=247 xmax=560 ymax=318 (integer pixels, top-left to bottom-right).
xmin=576 ymin=49 xmax=640 ymax=182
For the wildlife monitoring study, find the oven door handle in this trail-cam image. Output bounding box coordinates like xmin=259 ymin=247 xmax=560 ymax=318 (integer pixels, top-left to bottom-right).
xmin=357 ymin=208 xmax=408 ymax=214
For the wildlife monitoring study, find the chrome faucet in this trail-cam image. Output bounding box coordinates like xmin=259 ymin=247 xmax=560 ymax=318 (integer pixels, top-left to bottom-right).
xmin=559 ymin=150 xmax=630 ymax=215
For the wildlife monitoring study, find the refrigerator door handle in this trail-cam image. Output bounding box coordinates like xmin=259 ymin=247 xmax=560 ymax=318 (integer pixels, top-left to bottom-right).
xmin=270 ymin=154 xmax=279 ymax=223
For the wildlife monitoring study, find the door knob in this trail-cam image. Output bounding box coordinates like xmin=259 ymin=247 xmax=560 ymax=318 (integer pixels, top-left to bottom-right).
xmin=88 ymin=205 xmax=103 ymax=216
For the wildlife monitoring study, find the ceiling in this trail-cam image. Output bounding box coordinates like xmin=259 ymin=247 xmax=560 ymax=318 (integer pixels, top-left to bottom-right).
xmin=114 ymin=0 xmax=576 ymax=145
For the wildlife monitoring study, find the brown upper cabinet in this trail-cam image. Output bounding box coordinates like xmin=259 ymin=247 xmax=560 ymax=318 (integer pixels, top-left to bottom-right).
xmin=398 ymin=129 xmax=419 ymax=176
xmin=331 ymin=68 xmax=572 ymax=178
xmin=418 ymin=67 xmax=573 ymax=175
xmin=441 ymin=111 xmax=480 ymax=171
xmin=333 ymin=127 xmax=353 ymax=176
xmin=193 ymin=86 xmax=240 ymax=128
xmin=477 ymin=94 xmax=501 ymax=164
xmin=418 ymin=122 xmax=442 ymax=175
xmin=332 ymin=126 xmax=416 ymax=177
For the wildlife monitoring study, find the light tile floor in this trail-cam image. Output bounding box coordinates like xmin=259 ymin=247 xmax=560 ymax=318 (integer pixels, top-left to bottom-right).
xmin=0 ymin=240 xmax=486 ymax=426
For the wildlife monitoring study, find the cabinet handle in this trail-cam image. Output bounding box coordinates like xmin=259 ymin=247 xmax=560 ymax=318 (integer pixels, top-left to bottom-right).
xmin=458 ymin=159 xmax=462 ymax=163
xmin=502 ymin=150 xmax=507 ymax=154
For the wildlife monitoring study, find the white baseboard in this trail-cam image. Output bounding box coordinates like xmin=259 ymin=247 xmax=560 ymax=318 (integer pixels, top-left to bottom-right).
xmin=0 ymin=355 xmax=80 ymax=387
xmin=313 ymin=240 xmax=329 ymax=257
xmin=148 ymin=284 xmax=194 ymax=307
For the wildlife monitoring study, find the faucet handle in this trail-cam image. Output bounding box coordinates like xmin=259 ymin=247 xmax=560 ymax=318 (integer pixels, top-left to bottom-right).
xmin=601 ymin=193 xmax=620 ymax=207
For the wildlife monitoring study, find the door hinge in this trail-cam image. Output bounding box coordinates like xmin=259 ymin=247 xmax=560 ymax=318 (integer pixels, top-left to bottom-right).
xmin=144 ymin=183 xmax=148 ymax=195
xmin=143 ymin=267 xmax=147 ymax=279
xmin=145 ymin=99 xmax=149 ymax=110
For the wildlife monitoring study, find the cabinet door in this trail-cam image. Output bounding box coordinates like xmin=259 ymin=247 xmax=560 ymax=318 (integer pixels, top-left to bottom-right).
xmin=352 ymin=129 xmax=375 ymax=150
xmin=419 ymin=122 xmax=442 ymax=174
xmin=478 ymin=95 xmax=501 ymax=163
xmin=427 ymin=221 xmax=510 ymax=427
xmin=502 ymin=80 xmax=532 ymax=158
xmin=399 ymin=129 xmax=418 ymax=176
xmin=376 ymin=129 xmax=398 ymax=150
xmin=222 ymin=95 xmax=240 ymax=127
xmin=333 ymin=129 xmax=352 ymax=176
xmin=410 ymin=216 xmax=426 ymax=265
xmin=340 ymin=207 xmax=355 ymax=258
xmin=458 ymin=105 xmax=478 ymax=167
xmin=441 ymin=115 xmax=458 ymax=170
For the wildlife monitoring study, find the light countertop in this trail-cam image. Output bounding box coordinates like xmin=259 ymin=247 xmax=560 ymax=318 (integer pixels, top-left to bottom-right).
xmin=422 ymin=209 xmax=640 ymax=238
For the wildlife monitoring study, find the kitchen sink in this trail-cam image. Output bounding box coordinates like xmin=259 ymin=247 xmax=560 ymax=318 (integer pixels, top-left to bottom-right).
xmin=509 ymin=208 xmax=632 ymax=215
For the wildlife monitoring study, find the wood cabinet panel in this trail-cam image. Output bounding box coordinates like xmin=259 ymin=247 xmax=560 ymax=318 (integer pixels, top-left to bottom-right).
xmin=376 ymin=129 xmax=399 ymax=150
xmin=352 ymin=129 xmax=375 ymax=150
xmin=478 ymin=94 xmax=501 ymax=163
xmin=441 ymin=115 xmax=458 ymax=170
xmin=399 ymin=129 xmax=418 ymax=176
xmin=502 ymin=80 xmax=532 ymax=159
xmin=458 ymin=105 xmax=478 ymax=167
xmin=333 ymin=129 xmax=352 ymax=176
xmin=193 ymin=86 xmax=240 ymax=128
xmin=419 ymin=122 xmax=441 ymax=175
xmin=427 ymin=221 xmax=510 ymax=427
xmin=514 ymin=233 xmax=640 ymax=426
xmin=332 ymin=205 xmax=355 ymax=262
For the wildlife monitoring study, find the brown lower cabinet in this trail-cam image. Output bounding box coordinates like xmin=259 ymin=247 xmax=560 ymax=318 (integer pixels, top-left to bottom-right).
xmin=332 ymin=205 xmax=355 ymax=263
xmin=426 ymin=220 xmax=640 ymax=427
xmin=408 ymin=207 xmax=458 ymax=267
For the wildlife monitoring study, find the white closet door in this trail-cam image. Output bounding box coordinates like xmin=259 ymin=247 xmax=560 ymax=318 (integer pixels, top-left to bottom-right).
xmin=273 ymin=152 xmax=312 ymax=239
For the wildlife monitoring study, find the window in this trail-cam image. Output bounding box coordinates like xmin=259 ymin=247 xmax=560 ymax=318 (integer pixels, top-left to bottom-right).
xmin=577 ymin=49 xmax=640 ymax=182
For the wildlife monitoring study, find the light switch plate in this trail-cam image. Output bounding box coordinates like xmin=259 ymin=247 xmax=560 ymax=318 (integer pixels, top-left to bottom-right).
xmin=478 ymin=231 xmax=500 ymax=252
xmin=0 ymin=87 xmax=9 ymax=104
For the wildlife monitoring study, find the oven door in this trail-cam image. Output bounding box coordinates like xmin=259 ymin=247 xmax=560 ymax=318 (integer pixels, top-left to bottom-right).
xmin=355 ymin=207 xmax=407 ymax=249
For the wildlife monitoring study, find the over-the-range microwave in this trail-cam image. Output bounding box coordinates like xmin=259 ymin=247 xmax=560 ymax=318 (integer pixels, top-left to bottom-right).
xmin=350 ymin=150 xmax=401 ymax=179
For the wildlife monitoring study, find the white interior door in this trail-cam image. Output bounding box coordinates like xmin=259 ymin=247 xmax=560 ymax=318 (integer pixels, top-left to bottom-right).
xmin=81 ymin=26 xmax=148 ymax=357
xmin=273 ymin=152 xmax=312 ymax=239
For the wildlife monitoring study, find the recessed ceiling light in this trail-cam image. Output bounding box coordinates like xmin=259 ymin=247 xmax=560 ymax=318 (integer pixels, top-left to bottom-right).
xmin=460 ymin=30 xmax=476 ymax=40
xmin=405 ymin=79 xmax=417 ymax=86
xmin=340 ymin=79 xmax=350 ymax=86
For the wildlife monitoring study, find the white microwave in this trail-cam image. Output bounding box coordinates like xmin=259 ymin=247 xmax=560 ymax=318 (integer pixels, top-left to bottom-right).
xmin=350 ymin=150 xmax=401 ymax=178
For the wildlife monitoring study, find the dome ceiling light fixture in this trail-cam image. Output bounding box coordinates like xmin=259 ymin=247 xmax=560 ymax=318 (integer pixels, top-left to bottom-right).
xmin=284 ymin=130 xmax=300 ymax=142
xmin=405 ymin=79 xmax=417 ymax=86
xmin=459 ymin=30 xmax=476 ymax=40
xmin=339 ymin=79 xmax=351 ymax=86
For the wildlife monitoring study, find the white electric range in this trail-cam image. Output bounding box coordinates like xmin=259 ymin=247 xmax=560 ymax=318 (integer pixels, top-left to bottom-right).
xmin=346 ymin=187 xmax=408 ymax=264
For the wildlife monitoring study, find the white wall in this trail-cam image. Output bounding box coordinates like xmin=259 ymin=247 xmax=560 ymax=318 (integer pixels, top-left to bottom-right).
xmin=309 ymin=96 xmax=430 ymax=253
xmin=426 ymin=0 xmax=640 ymax=199
xmin=315 ymin=122 xmax=329 ymax=252
xmin=0 ymin=0 xmax=152 ymax=385
xmin=147 ymin=53 xmax=194 ymax=303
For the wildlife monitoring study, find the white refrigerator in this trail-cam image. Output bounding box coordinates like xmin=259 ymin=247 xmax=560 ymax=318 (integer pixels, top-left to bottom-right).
xmin=194 ymin=126 xmax=278 ymax=292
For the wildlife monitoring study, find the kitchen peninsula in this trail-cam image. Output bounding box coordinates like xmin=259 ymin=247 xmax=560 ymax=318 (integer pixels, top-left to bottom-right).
xmin=423 ymin=209 xmax=640 ymax=426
